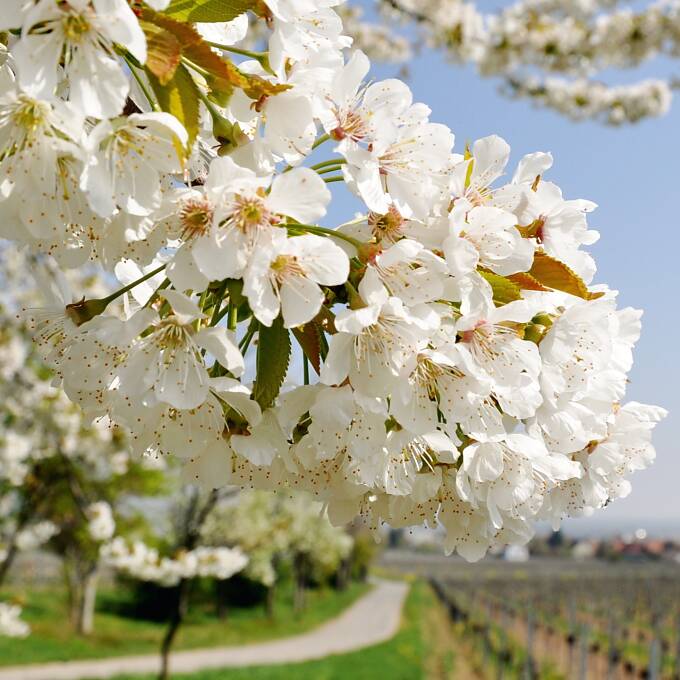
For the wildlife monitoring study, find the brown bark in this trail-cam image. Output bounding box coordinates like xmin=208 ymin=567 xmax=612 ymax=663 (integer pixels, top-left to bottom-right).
xmin=293 ymin=553 xmax=307 ymax=614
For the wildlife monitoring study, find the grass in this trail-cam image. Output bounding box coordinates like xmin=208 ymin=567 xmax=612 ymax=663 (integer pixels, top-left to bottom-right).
xmin=0 ymin=580 xmax=369 ymax=667
xmin=113 ymin=579 xmax=458 ymax=680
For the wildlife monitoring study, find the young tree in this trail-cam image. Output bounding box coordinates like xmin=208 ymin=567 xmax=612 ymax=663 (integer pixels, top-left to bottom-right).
xmin=102 ymin=486 xmax=247 ymax=680
xmin=203 ymin=490 xmax=353 ymax=616
xmin=0 ymin=248 xmax=167 ymax=636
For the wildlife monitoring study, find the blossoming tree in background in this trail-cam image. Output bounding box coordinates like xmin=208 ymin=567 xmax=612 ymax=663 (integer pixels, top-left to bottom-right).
xmin=103 ymin=487 xmax=352 ymax=678
xmin=0 ymin=248 xmax=167 ymax=637
xmin=103 ymin=486 xmax=247 ymax=680
xmin=203 ymin=490 xmax=353 ymax=614
xmin=0 ymin=0 xmax=667 ymax=577
xmin=343 ymin=0 xmax=680 ymax=124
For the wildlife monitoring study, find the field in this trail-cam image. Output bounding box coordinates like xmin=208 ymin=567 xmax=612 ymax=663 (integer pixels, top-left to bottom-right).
xmin=383 ymin=551 xmax=680 ymax=679
xmin=111 ymin=579 xmax=460 ymax=680
xmin=0 ymin=580 xmax=369 ymax=666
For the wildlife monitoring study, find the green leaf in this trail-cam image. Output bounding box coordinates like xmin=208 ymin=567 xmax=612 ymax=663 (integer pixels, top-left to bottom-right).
xmin=147 ymin=63 xmax=200 ymax=150
xmin=253 ymin=317 xmax=291 ymax=409
xmin=142 ymin=22 xmax=182 ymax=85
xmin=507 ymin=272 xmax=550 ymax=292
xmin=479 ymin=270 xmax=522 ymax=305
xmin=163 ymin=0 xmax=256 ymax=23
xmin=142 ymin=8 xmax=290 ymax=107
xmin=528 ymin=251 xmax=604 ymax=300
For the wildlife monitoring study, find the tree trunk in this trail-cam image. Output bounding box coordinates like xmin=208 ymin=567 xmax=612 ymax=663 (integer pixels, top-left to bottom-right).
xmin=77 ymin=568 xmax=99 ymax=636
xmin=293 ymin=553 xmax=307 ymax=614
xmin=215 ymin=579 xmax=228 ymax=621
xmin=159 ymin=579 xmax=191 ymax=680
xmin=63 ymin=553 xmax=99 ymax=636
xmin=158 ymin=488 xmax=223 ymax=680
xmin=63 ymin=555 xmax=81 ymax=630
xmin=335 ymin=556 xmax=351 ymax=591
xmin=265 ymin=583 xmax=276 ymax=620
xmin=0 ymin=543 xmax=18 ymax=588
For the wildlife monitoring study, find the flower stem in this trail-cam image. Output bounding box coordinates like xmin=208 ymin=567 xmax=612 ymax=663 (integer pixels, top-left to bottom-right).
xmin=102 ymin=265 xmax=167 ymax=306
xmin=205 ymin=42 xmax=274 ymax=74
xmin=127 ymin=62 xmax=160 ymax=112
xmin=289 ymin=224 xmax=364 ymax=250
xmin=182 ymin=57 xmax=211 ymax=80
xmin=66 ymin=265 xmax=167 ymax=326
xmin=144 ymin=278 xmax=171 ymax=309
xmin=316 ymin=165 xmax=346 ymax=176
xmin=209 ymin=283 xmax=228 ymax=327
xmin=239 ymin=319 xmax=257 ymax=353
xmin=311 ymin=133 xmax=331 ymax=150
xmin=310 ymin=158 xmax=346 ymax=171
xmin=228 ymin=300 xmax=238 ymax=331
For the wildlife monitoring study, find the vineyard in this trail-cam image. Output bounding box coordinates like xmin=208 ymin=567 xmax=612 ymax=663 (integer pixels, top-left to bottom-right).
xmin=385 ymin=552 xmax=680 ymax=679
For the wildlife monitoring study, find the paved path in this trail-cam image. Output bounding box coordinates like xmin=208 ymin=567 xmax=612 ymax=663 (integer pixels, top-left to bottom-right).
xmin=0 ymin=580 xmax=408 ymax=680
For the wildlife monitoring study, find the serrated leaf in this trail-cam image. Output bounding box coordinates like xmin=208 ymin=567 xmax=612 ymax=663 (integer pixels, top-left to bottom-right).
xmin=142 ymin=23 xmax=181 ymax=85
xmin=147 ymin=63 xmax=200 ymax=149
xmin=479 ymin=270 xmax=522 ymax=305
xmin=507 ymin=272 xmax=550 ymax=292
xmin=142 ymin=9 xmax=234 ymax=102
xmin=253 ymin=317 xmax=291 ymax=409
xmin=142 ymin=8 xmax=290 ymax=106
xmin=163 ymin=0 xmax=256 ymax=23
xmin=528 ymin=251 xmax=604 ymax=300
xmin=293 ymin=323 xmax=322 ymax=375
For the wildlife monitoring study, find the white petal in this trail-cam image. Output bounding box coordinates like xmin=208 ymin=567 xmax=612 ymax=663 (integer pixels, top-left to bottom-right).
xmin=155 ymin=350 xmax=209 ymax=410
xmin=280 ymin=275 xmax=324 ymax=328
xmin=94 ymin=0 xmax=147 ymax=63
xmin=195 ymin=327 xmax=245 ymax=377
xmin=293 ymin=235 xmax=350 ymax=285
xmin=167 ymin=245 xmax=210 ymax=293
xmin=320 ymin=332 xmax=353 ymax=386
xmin=267 ymin=167 xmax=331 ymax=224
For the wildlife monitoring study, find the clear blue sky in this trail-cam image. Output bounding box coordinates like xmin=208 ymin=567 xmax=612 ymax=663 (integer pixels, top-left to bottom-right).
xmin=331 ymin=2 xmax=679 ymax=531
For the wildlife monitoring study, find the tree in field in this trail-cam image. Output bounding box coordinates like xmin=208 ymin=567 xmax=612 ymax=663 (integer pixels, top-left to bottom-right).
xmin=203 ymin=490 xmax=353 ymax=615
xmin=0 ymin=247 xmax=167 ymax=636
xmin=102 ymin=486 xmax=247 ymax=680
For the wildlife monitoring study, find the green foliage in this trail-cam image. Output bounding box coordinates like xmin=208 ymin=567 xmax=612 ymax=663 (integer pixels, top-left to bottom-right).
xmin=109 ymin=581 xmax=449 ymax=680
xmin=147 ymin=64 xmax=201 ymax=149
xmin=479 ymin=269 xmax=522 ymax=305
xmin=528 ymin=250 xmax=605 ymax=300
xmin=0 ymin=581 xmax=369 ymax=666
xmin=163 ymin=0 xmax=256 ymax=23
xmin=253 ymin=319 xmax=291 ymax=409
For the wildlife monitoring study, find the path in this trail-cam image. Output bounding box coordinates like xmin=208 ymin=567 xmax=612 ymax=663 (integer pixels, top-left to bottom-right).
xmin=0 ymin=579 xmax=408 ymax=680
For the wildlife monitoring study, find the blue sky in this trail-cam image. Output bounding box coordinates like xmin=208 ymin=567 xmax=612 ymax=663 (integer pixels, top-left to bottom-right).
xmin=333 ymin=3 xmax=680 ymax=530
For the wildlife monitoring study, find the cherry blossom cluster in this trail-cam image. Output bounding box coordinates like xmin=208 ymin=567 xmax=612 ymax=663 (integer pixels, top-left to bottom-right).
xmin=0 ymin=0 xmax=665 ymax=561
xmin=102 ymin=537 xmax=247 ymax=587
xmin=503 ymin=76 xmax=672 ymax=125
xmin=0 ymin=603 xmax=29 ymax=639
xmin=371 ymin=0 xmax=678 ymax=123
xmin=86 ymin=501 xmax=117 ymax=542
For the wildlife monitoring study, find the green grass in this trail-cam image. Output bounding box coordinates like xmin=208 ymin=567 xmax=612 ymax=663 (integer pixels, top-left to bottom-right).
xmin=0 ymin=580 xmax=369 ymax=667
xmin=113 ymin=580 xmax=454 ymax=680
